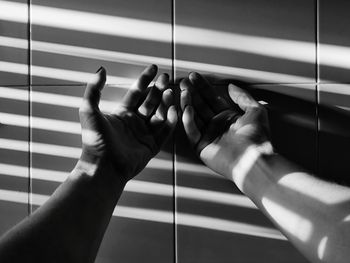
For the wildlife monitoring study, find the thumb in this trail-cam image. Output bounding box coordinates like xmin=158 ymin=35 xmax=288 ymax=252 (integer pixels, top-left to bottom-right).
xmin=228 ymin=83 xmax=259 ymax=112
xmin=82 ymin=67 xmax=107 ymax=112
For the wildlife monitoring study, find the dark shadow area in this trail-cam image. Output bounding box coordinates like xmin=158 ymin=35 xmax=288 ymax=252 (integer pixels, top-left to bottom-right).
xmin=318 ymin=101 xmax=350 ymax=184
xmin=175 ymin=76 xmax=350 ymax=185
xmin=175 ymin=78 xmax=317 ymax=173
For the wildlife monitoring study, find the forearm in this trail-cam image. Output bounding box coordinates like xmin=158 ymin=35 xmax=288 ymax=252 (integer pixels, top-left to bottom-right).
xmin=0 ymin=158 xmax=125 ymax=263
xmin=230 ymin=149 xmax=350 ymax=263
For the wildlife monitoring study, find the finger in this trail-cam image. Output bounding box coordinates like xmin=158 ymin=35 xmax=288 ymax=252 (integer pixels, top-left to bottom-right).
xmin=198 ymin=110 xmax=240 ymax=153
xmin=155 ymin=105 xmax=178 ymax=146
xmin=138 ymin=85 xmax=163 ymax=118
xmin=228 ymin=84 xmax=259 ymax=112
xmin=155 ymin=73 xmax=169 ymax=91
xmin=179 ymin=86 xmax=203 ymax=130
xmin=138 ymin=73 xmax=169 ymax=118
xmin=122 ymin=64 xmax=158 ymax=109
xmin=180 ymin=86 xmax=191 ymax=112
xmin=81 ymin=67 xmax=106 ymax=113
xmin=189 ymin=72 xmax=230 ymax=113
xmin=180 ymin=78 xmax=214 ymax=123
xmin=150 ymin=89 xmax=173 ymax=124
xmin=182 ymin=105 xmax=201 ymax=146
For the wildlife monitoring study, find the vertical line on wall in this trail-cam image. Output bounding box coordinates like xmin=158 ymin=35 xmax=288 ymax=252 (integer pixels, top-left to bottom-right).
xmin=171 ymin=0 xmax=178 ymax=262
xmin=173 ymin=131 xmax=177 ymax=263
xmin=171 ymin=0 xmax=176 ymax=82
xmin=315 ymin=0 xmax=320 ymax=175
xmin=27 ymin=0 xmax=33 ymax=215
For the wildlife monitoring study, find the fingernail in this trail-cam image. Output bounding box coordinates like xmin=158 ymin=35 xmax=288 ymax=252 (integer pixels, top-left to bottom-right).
xmin=95 ymin=66 xmax=103 ymax=73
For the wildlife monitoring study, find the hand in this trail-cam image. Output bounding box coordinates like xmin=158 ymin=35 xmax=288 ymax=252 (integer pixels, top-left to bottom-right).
xmin=180 ymin=72 xmax=272 ymax=181
xmin=77 ymin=65 xmax=177 ymax=185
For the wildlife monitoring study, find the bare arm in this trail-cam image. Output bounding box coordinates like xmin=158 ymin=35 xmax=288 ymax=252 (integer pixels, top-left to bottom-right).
xmin=0 ymin=65 xmax=177 ymax=263
xmin=180 ymin=72 xmax=350 ymax=263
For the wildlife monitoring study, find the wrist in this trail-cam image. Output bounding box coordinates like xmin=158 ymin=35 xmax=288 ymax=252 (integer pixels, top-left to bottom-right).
xmin=71 ymin=156 xmax=127 ymax=202
xmin=229 ymin=140 xmax=275 ymax=193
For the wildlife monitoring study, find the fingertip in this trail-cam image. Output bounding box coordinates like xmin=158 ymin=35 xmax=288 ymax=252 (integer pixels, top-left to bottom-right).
xmin=156 ymin=73 xmax=170 ymax=90
xmin=164 ymin=88 xmax=173 ymax=95
xmin=163 ymin=72 xmax=169 ymax=79
xmin=189 ymin=72 xmax=199 ymax=82
xmin=151 ymin=64 xmax=158 ymax=70
xmin=167 ymin=105 xmax=178 ymax=126
xmin=150 ymin=64 xmax=158 ymax=74
xmin=85 ymin=68 xmax=106 ymax=109
xmin=228 ymin=83 xmax=242 ymax=99
xmin=162 ymin=88 xmax=174 ymax=105
xmin=179 ymin=78 xmax=188 ymax=90
xmin=180 ymin=77 xmax=195 ymax=92
xmin=143 ymin=64 xmax=158 ymax=77
xmin=96 ymin=66 xmax=106 ymax=80
xmin=95 ymin=66 xmax=103 ymax=73
xmin=228 ymin=84 xmax=259 ymax=111
xmin=228 ymin=83 xmax=240 ymax=91
xmin=89 ymin=66 xmax=106 ymax=88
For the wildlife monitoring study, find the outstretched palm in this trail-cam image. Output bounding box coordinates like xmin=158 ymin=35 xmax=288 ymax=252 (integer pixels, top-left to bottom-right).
xmin=79 ymin=65 xmax=177 ymax=182
xmin=180 ymin=72 xmax=271 ymax=180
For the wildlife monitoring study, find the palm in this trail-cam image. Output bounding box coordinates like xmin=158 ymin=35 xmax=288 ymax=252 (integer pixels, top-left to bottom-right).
xmin=80 ymin=65 xmax=177 ymax=182
xmin=180 ymin=72 xmax=270 ymax=178
xmin=102 ymin=109 xmax=158 ymax=178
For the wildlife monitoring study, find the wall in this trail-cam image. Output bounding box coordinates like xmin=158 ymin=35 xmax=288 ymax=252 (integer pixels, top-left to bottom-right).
xmin=0 ymin=0 xmax=349 ymax=262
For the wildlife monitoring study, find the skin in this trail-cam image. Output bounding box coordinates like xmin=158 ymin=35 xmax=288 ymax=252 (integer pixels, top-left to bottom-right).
xmin=0 ymin=64 xmax=348 ymax=263
xmin=0 ymin=65 xmax=177 ymax=263
xmin=180 ymin=72 xmax=350 ymax=263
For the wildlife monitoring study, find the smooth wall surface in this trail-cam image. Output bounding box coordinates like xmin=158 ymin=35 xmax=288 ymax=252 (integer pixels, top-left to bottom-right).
xmin=0 ymin=0 xmax=349 ymax=262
